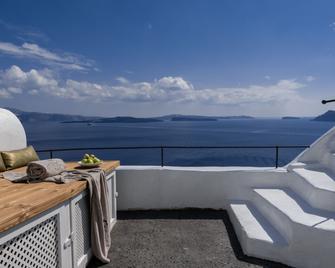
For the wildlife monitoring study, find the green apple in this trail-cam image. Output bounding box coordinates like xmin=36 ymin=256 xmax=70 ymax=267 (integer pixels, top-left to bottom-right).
xmin=81 ymin=153 xmax=101 ymax=165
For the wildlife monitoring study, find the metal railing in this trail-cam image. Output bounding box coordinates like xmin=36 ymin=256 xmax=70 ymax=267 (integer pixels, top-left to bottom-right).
xmin=322 ymin=99 xmax=335 ymax=104
xmin=36 ymin=145 xmax=310 ymax=168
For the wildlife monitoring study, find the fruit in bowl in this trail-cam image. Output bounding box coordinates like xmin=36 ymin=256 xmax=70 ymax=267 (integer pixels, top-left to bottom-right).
xmin=79 ymin=154 xmax=103 ymax=167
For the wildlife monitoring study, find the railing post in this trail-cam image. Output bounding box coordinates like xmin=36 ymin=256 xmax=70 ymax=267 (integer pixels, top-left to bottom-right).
xmin=160 ymin=146 xmax=164 ymax=167
xmin=50 ymin=151 xmax=53 ymax=159
xmin=275 ymin=146 xmax=279 ymax=168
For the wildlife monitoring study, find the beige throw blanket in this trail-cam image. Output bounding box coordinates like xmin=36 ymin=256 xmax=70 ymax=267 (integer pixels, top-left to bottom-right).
xmin=47 ymin=169 xmax=112 ymax=263
xmin=84 ymin=169 xmax=111 ymax=263
xmin=2 ymin=160 xmax=111 ymax=263
xmin=27 ymin=158 xmax=65 ymax=180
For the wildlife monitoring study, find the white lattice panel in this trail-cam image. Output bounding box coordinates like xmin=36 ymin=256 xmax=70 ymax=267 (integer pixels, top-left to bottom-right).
xmin=0 ymin=216 xmax=59 ymax=268
xmin=74 ymin=194 xmax=91 ymax=265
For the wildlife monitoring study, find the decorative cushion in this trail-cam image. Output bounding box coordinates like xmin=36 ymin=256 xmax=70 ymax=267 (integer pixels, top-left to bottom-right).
xmin=0 ymin=154 xmax=5 ymax=172
xmin=2 ymin=146 xmax=40 ymax=170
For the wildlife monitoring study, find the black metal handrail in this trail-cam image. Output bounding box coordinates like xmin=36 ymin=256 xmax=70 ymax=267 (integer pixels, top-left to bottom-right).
xmin=322 ymin=99 xmax=335 ymax=104
xmin=36 ymin=145 xmax=310 ymax=168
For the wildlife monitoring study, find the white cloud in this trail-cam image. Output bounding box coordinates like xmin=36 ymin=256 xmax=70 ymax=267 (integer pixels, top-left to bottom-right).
xmin=0 ymin=65 xmax=306 ymax=109
xmin=28 ymin=89 xmax=38 ymax=95
xmin=0 ymin=89 xmax=11 ymax=98
xmin=115 ymin=77 xmax=129 ymax=84
xmin=264 ymin=75 xmax=271 ymax=80
xmin=305 ymin=75 xmax=316 ymax=82
xmin=1 ymin=65 xmax=58 ymax=89
xmin=156 ymin=76 xmax=193 ymax=91
xmin=0 ymin=41 xmax=94 ymax=71
xmin=7 ymin=87 xmax=22 ymax=94
xmin=176 ymin=79 xmax=304 ymax=105
xmin=330 ymin=22 xmax=335 ymax=31
xmin=0 ymin=20 xmax=49 ymax=42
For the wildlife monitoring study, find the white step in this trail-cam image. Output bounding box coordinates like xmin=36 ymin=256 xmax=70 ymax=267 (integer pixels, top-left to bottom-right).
xmin=294 ymin=168 xmax=335 ymax=192
xmin=324 ymin=153 xmax=335 ymax=175
xmin=253 ymin=188 xmax=335 ymax=268
xmin=228 ymin=202 xmax=287 ymax=263
xmin=254 ymin=188 xmax=335 ymax=231
xmin=291 ymin=168 xmax=335 ymax=211
xmin=287 ymin=162 xmax=306 ymax=171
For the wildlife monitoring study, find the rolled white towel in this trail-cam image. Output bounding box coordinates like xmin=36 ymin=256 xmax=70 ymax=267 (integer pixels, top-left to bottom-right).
xmin=27 ymin=158 xmax=65 ymax=181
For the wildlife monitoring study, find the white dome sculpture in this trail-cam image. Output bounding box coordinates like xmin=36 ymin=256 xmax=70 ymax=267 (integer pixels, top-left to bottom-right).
xmin=0 ymin=108 xmax=27 ymax=151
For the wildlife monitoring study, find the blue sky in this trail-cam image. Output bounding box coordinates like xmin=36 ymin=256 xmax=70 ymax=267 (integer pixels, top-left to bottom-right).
xmin=0 ymin=0 xmax=334 ymax=117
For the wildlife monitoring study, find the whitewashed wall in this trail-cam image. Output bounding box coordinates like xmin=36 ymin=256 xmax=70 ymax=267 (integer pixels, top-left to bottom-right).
xmin=291 ymin=126 xmax=335 ymax=166
xmin=116 ymin=166 xmax=292 ymax=210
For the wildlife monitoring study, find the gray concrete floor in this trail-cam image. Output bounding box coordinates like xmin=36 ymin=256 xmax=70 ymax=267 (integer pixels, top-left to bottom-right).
xmin=88 ymin=210 xmax=290 ymax=268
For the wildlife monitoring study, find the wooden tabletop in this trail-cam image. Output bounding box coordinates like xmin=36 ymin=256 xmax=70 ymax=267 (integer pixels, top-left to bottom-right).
xmin=0 ymin=160 xmax=120 ymax=233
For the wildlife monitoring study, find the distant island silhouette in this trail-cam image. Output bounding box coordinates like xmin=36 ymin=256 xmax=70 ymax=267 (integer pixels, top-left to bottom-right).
xmin=282 ymin=116 xmax=301 ymax=120
xmin=4 ymin=107 xmax=254 ymax=123
xmin=313 ymin=110 xmax=335 ymax=122
xmin=4 ymin=107 xmax=334 ymax=123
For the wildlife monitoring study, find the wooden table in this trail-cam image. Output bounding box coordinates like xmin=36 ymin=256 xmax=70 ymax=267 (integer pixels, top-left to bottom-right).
xmin=0 ymin=160 xmax=120 ymax=233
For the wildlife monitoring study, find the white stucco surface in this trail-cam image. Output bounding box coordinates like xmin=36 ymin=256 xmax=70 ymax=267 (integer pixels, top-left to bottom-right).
xmin=117 ymin=165 xmax=282 ymax=172
xmin=116 ymin=166 xmax=290 ymax=210
xmin=0 ymin=108 xmax=26 ymax=151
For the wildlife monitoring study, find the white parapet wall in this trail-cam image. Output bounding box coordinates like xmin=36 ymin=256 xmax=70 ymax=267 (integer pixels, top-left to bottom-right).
xmin=290 ymin=126 xmax=335 ymax=167
xmin=116 ymin=166 xmax=291 ymax=210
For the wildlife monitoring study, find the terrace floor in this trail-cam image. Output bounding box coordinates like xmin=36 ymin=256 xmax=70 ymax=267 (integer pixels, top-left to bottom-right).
xmin=88 ymin=210 xmax=290 ymax=268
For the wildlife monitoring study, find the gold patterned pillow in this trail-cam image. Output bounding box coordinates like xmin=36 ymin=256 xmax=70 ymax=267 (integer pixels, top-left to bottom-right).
xmin=2 ymin=146 xmax=40 ymax=170
xmin=0 ymin=154 xmax=5 ymax=172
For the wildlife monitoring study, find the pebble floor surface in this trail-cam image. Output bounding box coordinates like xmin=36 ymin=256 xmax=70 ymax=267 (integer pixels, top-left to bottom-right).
xmin=88 ymin=210 xmax=290 ymax=268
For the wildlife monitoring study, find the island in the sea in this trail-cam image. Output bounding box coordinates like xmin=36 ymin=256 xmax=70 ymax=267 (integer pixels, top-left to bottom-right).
xmin=4 ymin=107 xmax=255 ymax=123
xmin=6 ymin=107 xmax=253 ymax=125
xmin=313 ymin=110 xmax=335 ymax=122
xmin=64 ymin=117 xmax=163 ymax=124
xmin=168 ymin=115 xmax=253 ymax=121
xmin=5 ymin=107 xmax=100 ymax=123
xmin=282 ymin=116 xmax=301 ymax=120
xmin=170 ymin=116 xmax=217 ymax=121
xmin=64 ymin=114 xmax=254 ymax=123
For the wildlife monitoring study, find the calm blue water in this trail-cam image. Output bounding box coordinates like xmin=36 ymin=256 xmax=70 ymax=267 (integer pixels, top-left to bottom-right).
xmin=24 ymin=119 xmax=334 ymax=167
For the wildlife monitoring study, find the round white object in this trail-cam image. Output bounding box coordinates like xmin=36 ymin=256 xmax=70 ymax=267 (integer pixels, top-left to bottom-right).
xmin=0 ymin=108 xmax=27 ymax=151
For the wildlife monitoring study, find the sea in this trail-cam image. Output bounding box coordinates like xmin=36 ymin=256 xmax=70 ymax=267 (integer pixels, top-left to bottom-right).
xmin=23 ymin=119 xmax=335 ymax=167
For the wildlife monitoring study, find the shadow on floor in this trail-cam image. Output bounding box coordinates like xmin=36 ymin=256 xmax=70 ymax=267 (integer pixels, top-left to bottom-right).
xmin=89 ymin=209 xmax=291 ymax=268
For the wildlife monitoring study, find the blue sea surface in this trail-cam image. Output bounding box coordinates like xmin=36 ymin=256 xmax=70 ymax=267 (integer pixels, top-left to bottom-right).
xmin=24 ymin=119 xmax=334 ymax=167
